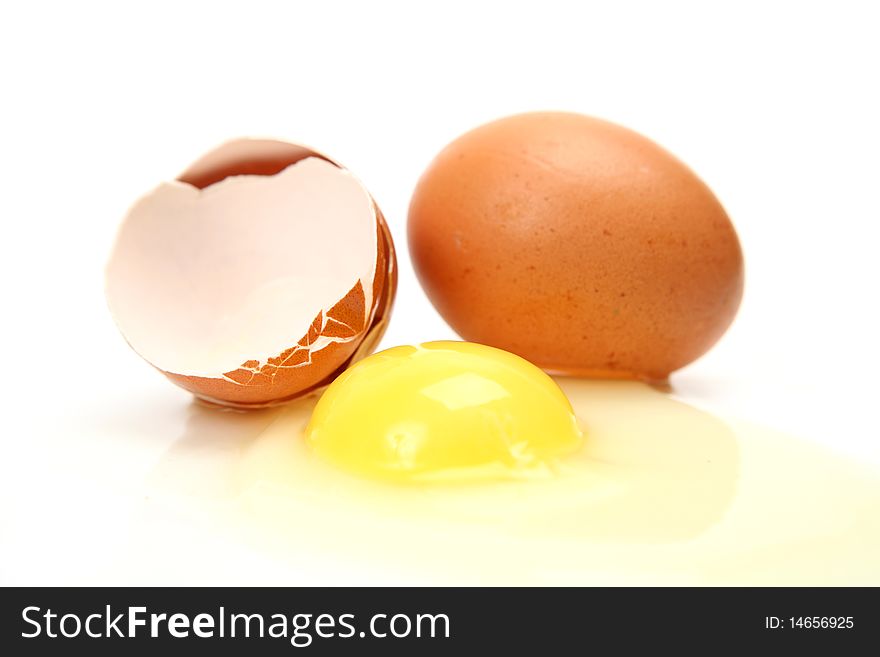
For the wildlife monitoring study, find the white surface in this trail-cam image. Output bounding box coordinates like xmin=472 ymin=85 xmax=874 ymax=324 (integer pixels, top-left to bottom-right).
xmin=1 ymin=0 xmax=878 ymax=585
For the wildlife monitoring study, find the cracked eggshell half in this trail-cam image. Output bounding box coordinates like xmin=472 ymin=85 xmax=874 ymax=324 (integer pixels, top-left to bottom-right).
xmin=106 ymin=139 xmax=396 ymax=408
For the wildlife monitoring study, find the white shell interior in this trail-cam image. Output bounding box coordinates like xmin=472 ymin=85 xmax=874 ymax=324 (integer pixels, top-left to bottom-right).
xmin=106 ymin=157 xmax=378 ymax=377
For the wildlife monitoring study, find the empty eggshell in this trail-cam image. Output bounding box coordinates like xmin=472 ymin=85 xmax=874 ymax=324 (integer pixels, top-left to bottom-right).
xmin=408 ymin=112 xmax=743 ymax=381
xmin=106 ymin=139 xmax=396 ymax=408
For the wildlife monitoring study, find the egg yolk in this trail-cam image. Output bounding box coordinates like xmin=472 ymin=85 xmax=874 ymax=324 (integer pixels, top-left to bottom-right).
xmin=305 ymin=341 xmax=583 ymax=481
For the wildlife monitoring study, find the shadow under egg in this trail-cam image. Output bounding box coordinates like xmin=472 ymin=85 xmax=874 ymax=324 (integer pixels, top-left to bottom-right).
xmin=143 ymin=399 xmax=288 ymax=500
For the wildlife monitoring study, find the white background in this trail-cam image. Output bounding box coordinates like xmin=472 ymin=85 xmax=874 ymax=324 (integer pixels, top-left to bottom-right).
xmin=1 ymin=0 xmax=878 ymax=584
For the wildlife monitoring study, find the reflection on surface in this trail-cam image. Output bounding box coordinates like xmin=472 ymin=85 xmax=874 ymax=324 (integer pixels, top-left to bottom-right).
xmin=142 ymin=380 xmax=880 ymax=585
xmin=145 ymin=401 xmax=284 ymax=499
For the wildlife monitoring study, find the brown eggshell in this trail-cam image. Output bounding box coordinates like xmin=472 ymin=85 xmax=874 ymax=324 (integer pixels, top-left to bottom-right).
xmin=407 ymin=112 xmax=743 ymax=381
xmin=111 ymin=139 xmax=396 ymax=409
xmin=168 ymin=208 xmax=396 ymax=408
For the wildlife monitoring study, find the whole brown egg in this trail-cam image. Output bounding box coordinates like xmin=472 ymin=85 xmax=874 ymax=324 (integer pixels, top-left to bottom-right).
xmin=407 ymin=112 xmax=743 ymax=381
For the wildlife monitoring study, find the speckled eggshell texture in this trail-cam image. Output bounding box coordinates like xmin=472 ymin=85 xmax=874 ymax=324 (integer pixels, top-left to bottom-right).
xmin=407 ymin=112 xmax=743 ymax=381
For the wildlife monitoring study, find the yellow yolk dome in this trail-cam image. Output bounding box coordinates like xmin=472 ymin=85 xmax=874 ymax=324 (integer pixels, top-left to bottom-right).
xmin=305 ymin=341 xmax=583 ymax=481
